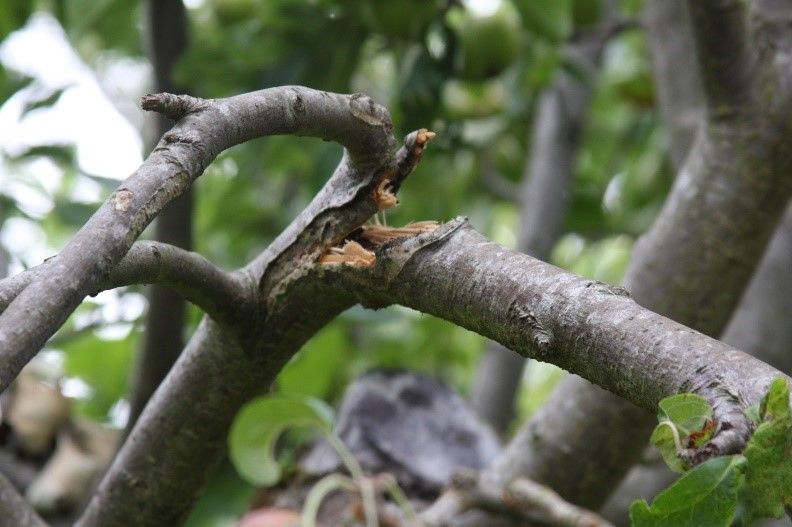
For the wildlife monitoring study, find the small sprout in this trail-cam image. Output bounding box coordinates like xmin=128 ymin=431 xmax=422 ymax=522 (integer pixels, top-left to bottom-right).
xmin=319 ymin=241 xmax=376 ymax=268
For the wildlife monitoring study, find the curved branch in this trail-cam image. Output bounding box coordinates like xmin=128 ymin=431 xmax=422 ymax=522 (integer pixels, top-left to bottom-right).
xmin=0 ymin=472 xmax=49 ymax=527
xmin=0 ymin=242 xmax=253 ymax=325
xmin=102 ymin=241 xmax=253 ymax=323
xmin=0 ymin=86 xmax=394 ymax=393
xmin=74 ymin=125 xmax=420 ymax=527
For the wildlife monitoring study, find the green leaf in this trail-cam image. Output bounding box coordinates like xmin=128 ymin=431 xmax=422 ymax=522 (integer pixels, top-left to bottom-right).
xmin=657 ymin=394 xmax=712 ymax=435
xmin=742 ymin=378 xmax=792 ymax=521
xmin=630 ymin=455 xmax=746 ymax=527
xmin=651 ymin=394 xmax=713 ymax=473
xmin=228 ymin=395 xmax=334 ymax=486
xmin=650 ymin=423 xmax=686 ymax=474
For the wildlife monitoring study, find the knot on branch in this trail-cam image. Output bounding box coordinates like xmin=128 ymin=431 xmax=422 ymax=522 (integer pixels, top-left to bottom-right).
xmin=514 ymin=305 xmax=553 ymax=356
xmin=349 ymin=93 xmax=391 ymax=128
xmin=140 ymin=93 xmax=204 ymax=121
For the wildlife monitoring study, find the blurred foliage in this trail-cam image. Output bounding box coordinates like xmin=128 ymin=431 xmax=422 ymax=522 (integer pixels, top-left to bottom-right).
xmin=0 ymin=0 xmax=684 ymax=523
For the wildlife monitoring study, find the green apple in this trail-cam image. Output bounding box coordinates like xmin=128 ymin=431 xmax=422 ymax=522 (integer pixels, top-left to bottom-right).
xmin=448 ymin=0 xmax=522 ymax=81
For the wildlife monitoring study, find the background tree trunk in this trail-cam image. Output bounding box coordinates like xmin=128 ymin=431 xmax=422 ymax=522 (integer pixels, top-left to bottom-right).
xmin=126 ymin=0 xmax=191 ymax=430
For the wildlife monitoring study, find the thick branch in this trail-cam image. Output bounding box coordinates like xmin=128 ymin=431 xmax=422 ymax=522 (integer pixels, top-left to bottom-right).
xmin=341 ymin=220 xmax=787 ymax=454
xmin=471 ymin=22 xmax=609 ymax=430
xmin=492 ymin=1 xmax=792 ymax=505
xmin=686 ymin=0 xmax=752 ymax=113
xmin=0 ymin=472 xmax=49 ymax=527
xmin=0 ymin=86 xmax=393 ymax=393
xmin=604 ymin=200 xmax=792 ymax=523
xmin=74 ymin=109 xmax=413 ymax=527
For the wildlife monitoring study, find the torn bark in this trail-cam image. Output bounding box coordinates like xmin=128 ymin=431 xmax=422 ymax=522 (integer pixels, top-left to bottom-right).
xmin=0 ymin=86 xmax=394 ymax=394
xmin=72 ymin=89 xmax=403 ymax=527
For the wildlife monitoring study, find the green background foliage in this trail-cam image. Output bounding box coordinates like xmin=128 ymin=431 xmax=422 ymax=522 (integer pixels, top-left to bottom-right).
xmin=0 ymin=0 xmax=677 ymax=524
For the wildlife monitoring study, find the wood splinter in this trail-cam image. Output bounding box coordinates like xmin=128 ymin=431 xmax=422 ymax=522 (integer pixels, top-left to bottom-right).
xmin=319 ymin=241 xmax=376 ymax=267
xmin=359 ymin=221 xmax=439 ymax=244
xmin=373 ymin=128 xmax=437 ymax=210
xmin=373 ymin=178 xmax=399 ymax=210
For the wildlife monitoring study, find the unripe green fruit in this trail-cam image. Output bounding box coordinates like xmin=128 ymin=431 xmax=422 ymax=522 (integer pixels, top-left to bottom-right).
xmin=365 ymin=0 xmax=438 ymax=40
xmin=448 ymin=0 xmax=521 ymax=81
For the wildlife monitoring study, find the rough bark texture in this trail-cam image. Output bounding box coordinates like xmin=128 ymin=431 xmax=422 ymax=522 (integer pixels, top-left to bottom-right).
xmin=69 ymin=89 xmax=399 ymax=527
xmin=342 ymin=222 xmax=788 ymax=423
xmin=598 ymin=1 xmax=705 ymax=518
xmin=603 ymin=202 xmax=792 ymax=523
xmin=0 ymin=472 xmax=48 ymax=527
xmin=0 ymin=86 xmax=392 ymax=393
xmin=483 ymin=0 xmax=792 ymax=509
xmin=127 ymin=0 xmax=192 ymax=429
xmin=471 ymin=29 xmax=606 ymax=431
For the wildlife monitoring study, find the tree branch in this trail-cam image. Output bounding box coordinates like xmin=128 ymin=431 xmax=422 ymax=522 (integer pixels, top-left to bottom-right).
xmin=0 ymin=86 xmax=394 ymax=393
xmin=480 ymin=0 xmax=792 ymax=507
xmin=128 ymin=0 xmax=193 ymax=431
xmin=686 ymin=0 xmax=752 ymax=113
xmin=73 ymin=99 xmax=413 ymax=527
xmin=338 ymin=219 xmax=787 ymax=459
xmin=421 ymin=469 xmax=613 ymax=527
xmin=0 ymin=242 xmax=253 ymax=325
xmin=101 ymin=241 xmax=253 ymax=324
xmin=604 ymin=200 xmax=792 ymax=523
xmin=471 ymin=17 xmax=612 ymax=430
xmin=0 ymin=472 xmax=49 ymax=527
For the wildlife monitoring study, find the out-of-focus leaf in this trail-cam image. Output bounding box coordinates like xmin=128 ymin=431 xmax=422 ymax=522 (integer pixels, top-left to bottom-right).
xmin=630 ymin=455 xmax=745 ymax=527
xmin=229 ymin=395 xmax=334 ymax=486
xmin=59 ymin=328 xmax=137 ymax=420
xmin=277 ymin=324 xmax=348 ymax=400
xmin=184 ymin=461 xmax=256 ymax=527
xmin=0 ymin=0 xmax=32 ymax=40
xmin=742 ymin=378 xmax=792 ymax=521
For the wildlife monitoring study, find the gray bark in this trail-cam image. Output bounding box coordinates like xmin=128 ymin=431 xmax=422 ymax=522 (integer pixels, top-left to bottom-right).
xmin=1 ymin=82 xmax=790 ymax=524
xmin=0 ymin=86 xmax=392 ymax=393
xmin=69 ymin=89 xmax=397 ymax=526
xmin=602 ymin=202 xmax=792 ymax=524
xmin=0 ymin=472 xmax=48 ymax=527
xmin=465 ymin=0 xmax=792 ymax=509
xmin=471 ymin=28 xmax=608 ymax=432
